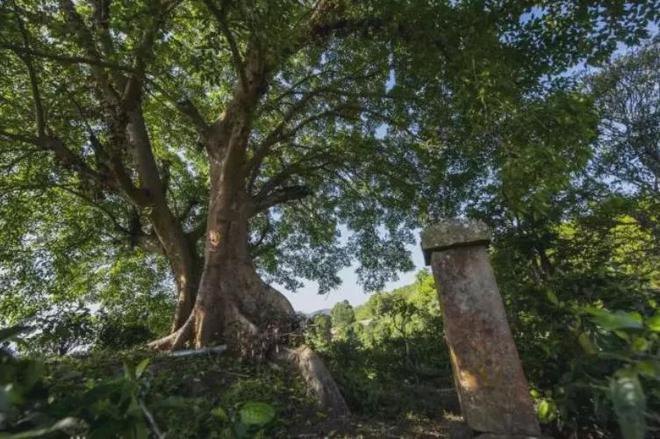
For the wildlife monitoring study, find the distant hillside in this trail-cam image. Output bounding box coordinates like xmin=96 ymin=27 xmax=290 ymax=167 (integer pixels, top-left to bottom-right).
xmin=306 ymin=308 xmax=331 ymax=317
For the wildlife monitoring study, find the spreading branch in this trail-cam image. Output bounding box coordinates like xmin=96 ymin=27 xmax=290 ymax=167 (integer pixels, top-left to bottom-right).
xmin=0 ymin=43 xmax=135 ymax=72
xmin=250 ymin=184 xmax=312 ymax=215
xmin=122 ymin=0 xmax=172 ymax=106
xmin=202 ymin=0 xmax=248 ymax=91
xmin=147 ymin=79 xmax=210 ymax=136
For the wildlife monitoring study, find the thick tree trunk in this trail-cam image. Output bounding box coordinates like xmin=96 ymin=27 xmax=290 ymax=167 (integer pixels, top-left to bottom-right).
xmin=163 ymin=226 xmax=200 ymax=332
xmin=125 ymin=104 xmax=202 ymax=331
xmin=149 ymin=159 xmax=294 ymax=351
xmin=145 ymin=48 xmax=349 ymax=416
xmin=148 ymin=209 xmax=294 ymax=351
xmin=152 ymin=72 xmax=302 ymax=350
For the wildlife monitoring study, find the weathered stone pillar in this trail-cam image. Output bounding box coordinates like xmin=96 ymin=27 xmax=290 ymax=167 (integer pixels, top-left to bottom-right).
xmin=421 ymin=220 xmax=541 ymax=437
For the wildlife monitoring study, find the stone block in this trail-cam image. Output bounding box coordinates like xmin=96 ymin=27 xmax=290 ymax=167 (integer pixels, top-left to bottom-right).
xmin=420 ymin=219 xmax=491 ymax=264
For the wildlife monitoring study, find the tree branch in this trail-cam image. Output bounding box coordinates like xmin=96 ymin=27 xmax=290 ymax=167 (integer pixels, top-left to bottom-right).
xmin=147 ymin=79 xmax=210 ymax=136
xmin=0 ymin=129 xmax=39 ymax=145
xmin=186 ymin=217 xmax=207 ymax=244
xmin=0 ymin=43 xmax=135 ymax=72
xmin=250 ymin=184 xmax=311 ymax=215
xmin=247 ymin=103 xmax=354 ymax=190
xmin=202 ymin=0 xmax=248 ymax=91
xmin=11 ymin=3 xmax=47 ymax=139
xmin=59 ymin=0 xmax=123 ymax=103
xmin=122 ymin=0 xmax=171 ymax=106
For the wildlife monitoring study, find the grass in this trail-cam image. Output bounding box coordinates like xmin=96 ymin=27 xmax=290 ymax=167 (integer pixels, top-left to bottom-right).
xmin=41 ymin=349 xmax=462 ymax=438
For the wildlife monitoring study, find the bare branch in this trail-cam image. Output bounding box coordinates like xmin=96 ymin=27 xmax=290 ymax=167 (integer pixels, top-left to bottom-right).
xmin=1 ymin=125 xmax=110 ymax=191
xmin=57 ymin=184 xmax=164 ymax=253
xmin=186 ymin=217 xmax=207 ymax=244
xmin=247 ymin=102 xmax=353 ymax=191
xmin=0 ymin=129 xmax=39 ymax=145
xmin=250 ymin=213 xmax=271 ymax=250
xmin=0 ymin=149 xmax=41 ymax=172
xmin=256 ymin=148 xmax=336 ymax=194
xmin=58 ymin=0 xmax=123 ymax=103
xmin=90 ymin=0 xmax=115 ymax=57
xmin=247 ymin=90 xmax=324 ymax=185
xmin=122 ymin=0 xmax=171 ymax=106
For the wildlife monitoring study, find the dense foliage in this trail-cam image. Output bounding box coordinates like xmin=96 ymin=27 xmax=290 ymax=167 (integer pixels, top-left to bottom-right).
xmin=314 ymin=261 xmax=658 ymax=437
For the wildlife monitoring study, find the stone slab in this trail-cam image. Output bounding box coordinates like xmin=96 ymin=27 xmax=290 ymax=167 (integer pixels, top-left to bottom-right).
xmin=428 ymin=244 xmax=540 ymax=436
xmin=421 ymin=219 xmax=491 ymax=264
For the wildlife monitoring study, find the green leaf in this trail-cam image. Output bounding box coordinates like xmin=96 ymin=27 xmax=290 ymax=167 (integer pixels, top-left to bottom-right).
xmin=646 ymin=314 xmax=660 ymax=332
xmin=123 ymin=361 xmax=134 ymax=380
xmin=614 ymin=330 xmax=631 ymax=341
xmin=546 ymin=290 xmax=560 ymax=306
xmin=536 ymin=399 xmax=556 ymax=423
xmin=610 ymin=370 xmax=646 ymax=439
xmin=631 ymin=336 xmax=649 ymax=353
xmin=211 ymin=406 xmax=229 ymax=423
xmin=135 ymin=358 xmax=150 ymax=379
xmin=578 ymin=332 xmax=597 ymax=354
xmin=635 ymin=361 xmax=660 ymax=378
xmin=587 ymin=309 xmax=643 ymax=331
xmin=239 ymin=401 xmax=275 ymax=427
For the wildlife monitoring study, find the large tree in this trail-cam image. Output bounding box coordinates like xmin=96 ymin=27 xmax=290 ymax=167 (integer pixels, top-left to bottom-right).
xmin=0 ymin=0 xmax=656 ymax=350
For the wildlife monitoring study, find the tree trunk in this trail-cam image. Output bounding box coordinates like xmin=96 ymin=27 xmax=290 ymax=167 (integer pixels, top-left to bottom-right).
xmin=149 ymin=209 xmax=294 ymax=351
xmin=149 ymin=150 xmax=294 ymax=351
xmin=147 ymin=203 xmax=201 ymax=331
xmin=125 ymin=104 xmax=202 ymax=331
xmin=144 ymin=50 xmax=349 ymax=417
xmin=161 ymin=219 xmax=201 ymax=332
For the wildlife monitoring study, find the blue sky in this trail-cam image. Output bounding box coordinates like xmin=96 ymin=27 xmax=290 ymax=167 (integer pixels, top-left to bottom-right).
xmin=281 ymin=234 xmax=427 ymax=313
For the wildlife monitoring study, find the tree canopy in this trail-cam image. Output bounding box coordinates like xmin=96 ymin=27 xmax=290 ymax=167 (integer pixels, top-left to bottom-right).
xmin=0 ymin=0 xmax=657 ymax=345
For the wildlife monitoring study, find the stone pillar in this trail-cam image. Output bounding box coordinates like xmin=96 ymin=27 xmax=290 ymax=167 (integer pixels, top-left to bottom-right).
xmin=421 ymin=220 xmax=541 ymax=437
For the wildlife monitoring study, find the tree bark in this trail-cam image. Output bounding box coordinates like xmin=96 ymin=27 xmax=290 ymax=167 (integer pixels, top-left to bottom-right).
xmin=141 ymin=31 xmax=349 ymax=418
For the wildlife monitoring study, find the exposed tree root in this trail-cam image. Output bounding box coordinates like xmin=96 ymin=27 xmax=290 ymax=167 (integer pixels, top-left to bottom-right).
xmin=148 ymin=279 xmax=294 ymax=352
xmin=276 ymin=345 xmax=350 ymax=417
xmin=148 ymin=272 xmax=349 ymax=418
xmin=148 ymin=329 xmax=179 ymax=351
xmin=148 ymin=315 xmax=194 ymax=351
